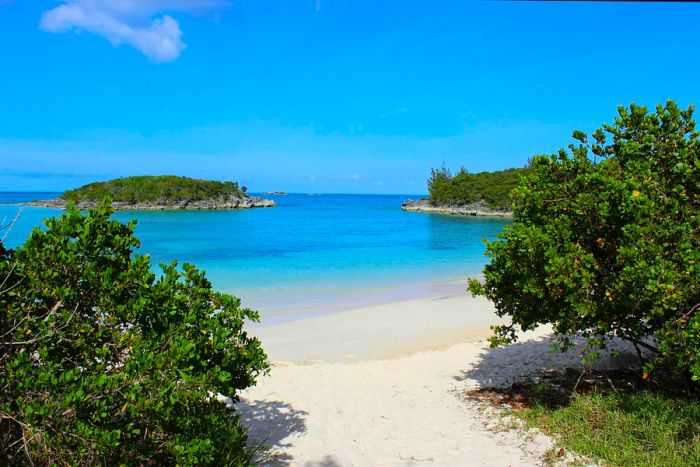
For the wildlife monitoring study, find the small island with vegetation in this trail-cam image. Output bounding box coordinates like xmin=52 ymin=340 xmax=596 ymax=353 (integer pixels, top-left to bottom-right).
xmin=28 ymin=175 xmax=276 ymax=211
xmin=402 ymin=166 xmax=528 ymax=216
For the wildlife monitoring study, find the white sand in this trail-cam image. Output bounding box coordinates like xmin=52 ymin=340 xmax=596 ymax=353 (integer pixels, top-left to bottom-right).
xmin=248 ymin=292 xmax=507 ymax=363
xmin=241 ymin=291 xmax=635 ymax=466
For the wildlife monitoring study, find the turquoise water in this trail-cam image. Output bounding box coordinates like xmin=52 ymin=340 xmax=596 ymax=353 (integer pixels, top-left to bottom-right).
xmin=0 ymin=192 xmax=509 ymax=320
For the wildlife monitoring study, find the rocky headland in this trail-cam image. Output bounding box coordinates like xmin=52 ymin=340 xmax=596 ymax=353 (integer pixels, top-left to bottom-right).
xmin=28 ymin=195 xmax=275 ymax=211
xmin=401 ymin=198 xmax=512 ymax=217
xmin=26 ymin=175 xmax=276 ymax=211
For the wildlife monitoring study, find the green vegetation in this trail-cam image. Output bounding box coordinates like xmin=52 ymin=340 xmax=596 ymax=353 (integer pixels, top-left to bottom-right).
xmin=426 ymin=166 xmax=529 ymax=210
xmin=525 ymin=391 xmax=700 ymax=466
xmin=0 ymin=201 xmax=268 ymax=465
xmin=469 ymin=100 xmax=700 ymax=380
xmin=62 ymin=175 xmax=246 ymax=204
xmin=507 ymin=373 xmax=700 ymax=466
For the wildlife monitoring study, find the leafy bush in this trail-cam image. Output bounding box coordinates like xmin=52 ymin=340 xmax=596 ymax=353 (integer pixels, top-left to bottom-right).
xmin=427 ymin=165 xmax=529 ymax=210
xmin=62 ymin=176 xmax=244 ymax=204
xmin=469 ymin=100 xmax=700 ymax=379
xmin=0 ymin=201 xmax=268 ymax=465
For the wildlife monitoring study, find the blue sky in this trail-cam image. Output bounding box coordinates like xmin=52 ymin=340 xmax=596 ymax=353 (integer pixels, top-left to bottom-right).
xmin=1 ymin=0 xmax=699 ymax=193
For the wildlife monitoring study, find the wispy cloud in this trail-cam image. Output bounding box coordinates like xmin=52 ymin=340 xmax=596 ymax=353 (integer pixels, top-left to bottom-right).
xmin=380 ymin=107 xmax=408 ymax=118
xmin=40 ymin=0 xmax=230 ymax=63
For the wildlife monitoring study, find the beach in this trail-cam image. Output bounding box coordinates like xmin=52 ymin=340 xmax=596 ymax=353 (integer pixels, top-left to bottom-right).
xmin=3 ymin=197 xmax=646 ymax=465
xmin=247 ymin=280 xmax=504 ymax=362
xmin=242 ymin=284 xmax=636 ymax=466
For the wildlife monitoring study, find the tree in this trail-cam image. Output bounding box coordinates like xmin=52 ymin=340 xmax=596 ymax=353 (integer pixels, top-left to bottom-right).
xmin=468 ymin=100 xmax=700 ymax=379
xmin=1 ymin=200 xmax=268 ymax=465
xmin=427 ymin=162 xmax=452 ymax=201
xmin=426 ymin=164 xmax=528 ymax=210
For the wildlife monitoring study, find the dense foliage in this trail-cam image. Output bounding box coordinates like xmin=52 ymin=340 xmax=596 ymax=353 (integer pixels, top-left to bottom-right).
xmin=62 ymin=176 xmax=246 ymax=204
xmin=469 ymin=100 xmax=700 ymax=379
xmin=427 ymin=165 xmax=529 ymax=210
xmin=0 ymin=201 xmax=268 ymax=465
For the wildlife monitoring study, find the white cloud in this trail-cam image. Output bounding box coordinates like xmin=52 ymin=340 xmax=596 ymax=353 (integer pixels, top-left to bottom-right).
xmin=40 ymin=0 xmax=229 ymax=63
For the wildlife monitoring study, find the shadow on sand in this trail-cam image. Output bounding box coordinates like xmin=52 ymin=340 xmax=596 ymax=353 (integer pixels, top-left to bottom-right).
xmin=238 ymin=398 xmax=342 ymax=466
xmin=455 ymin=334 xmax=642 ymax=387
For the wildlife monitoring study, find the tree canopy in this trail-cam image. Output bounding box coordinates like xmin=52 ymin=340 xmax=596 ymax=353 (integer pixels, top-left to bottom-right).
xmin=469 ymin=101 xmax=700 ymax=379
xmin=427 ymin=165 xmax=529 ymax=210
xmin=61 ymin=176 xmax=246 ymax=204
xmin=1 ymin=201 xmax=268 ymax=465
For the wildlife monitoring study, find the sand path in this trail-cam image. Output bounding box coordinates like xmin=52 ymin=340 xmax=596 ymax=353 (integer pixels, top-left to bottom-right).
xmin=241 ymin=290 xmax=632 ymax=466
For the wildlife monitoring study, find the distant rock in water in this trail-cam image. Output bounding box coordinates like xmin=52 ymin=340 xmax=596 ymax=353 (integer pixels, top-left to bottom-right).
xmin=265 ymin=191 xmax=288 ymax=196
xmin=27 ymin=175 xmax=276 ymax=211
xmin=401 ymin=198 xmax=512 ymax=217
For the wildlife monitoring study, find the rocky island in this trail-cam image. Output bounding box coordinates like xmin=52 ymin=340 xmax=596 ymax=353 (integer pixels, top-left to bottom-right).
xmin=403 ymin=166 xmax=529 ymax=217
xmin=28 ymin=175 xmax=275 ymax=211
xmin=401 ymin=198 xmax=512 ymax=217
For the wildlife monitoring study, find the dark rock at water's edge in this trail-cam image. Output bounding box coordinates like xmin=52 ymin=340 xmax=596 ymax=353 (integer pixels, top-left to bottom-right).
xmin=27 ymin=195 xmax=276 ymax=211
xmin=401 ymin=198 xmax=512 ymax=217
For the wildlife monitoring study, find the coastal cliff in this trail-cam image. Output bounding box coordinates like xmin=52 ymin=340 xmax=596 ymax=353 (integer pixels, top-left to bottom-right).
xmin=27 ymin=175 xmax=276 ymax=211
xmin=401 ymin=198 xmax=512 ymax=217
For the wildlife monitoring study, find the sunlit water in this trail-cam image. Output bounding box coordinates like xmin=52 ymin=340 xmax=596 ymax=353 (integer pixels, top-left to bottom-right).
xmin=0 ymin=192 xmax=509 ymax=323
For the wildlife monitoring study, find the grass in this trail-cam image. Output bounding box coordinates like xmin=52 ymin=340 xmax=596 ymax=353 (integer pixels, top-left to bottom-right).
xmin=468 ymin=369 xmax=700 ymax=466
xmin=523 ymin=389 xmax=700 ymax=466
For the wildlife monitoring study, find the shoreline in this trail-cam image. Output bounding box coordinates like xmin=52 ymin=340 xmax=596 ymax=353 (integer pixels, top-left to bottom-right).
xmin=402 ymin=197 xmax=513 ymax=217
xmin=246 ymin=284 xmax=504 ymax=364
xmin=26 ymin=195 xmax=276 ymax=211
xmin=240 ymin=276 xmax=479 ymax=327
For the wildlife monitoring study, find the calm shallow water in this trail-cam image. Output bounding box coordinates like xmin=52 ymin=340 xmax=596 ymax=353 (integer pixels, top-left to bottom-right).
xmin=0 ymin=192 xmax=509 ymax=320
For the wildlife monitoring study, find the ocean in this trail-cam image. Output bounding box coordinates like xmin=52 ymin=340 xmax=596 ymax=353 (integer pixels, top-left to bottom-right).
xmin=0 ymin=192 xmax=510 ymax=323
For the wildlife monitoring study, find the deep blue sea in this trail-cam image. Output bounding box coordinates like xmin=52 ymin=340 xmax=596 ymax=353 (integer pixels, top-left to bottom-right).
xmin=0 ymin=192 xmax=509 ymax=321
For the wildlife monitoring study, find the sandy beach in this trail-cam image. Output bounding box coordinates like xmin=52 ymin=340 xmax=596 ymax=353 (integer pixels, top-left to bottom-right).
xmin=241 ymin=285 xmax=636 ymax=466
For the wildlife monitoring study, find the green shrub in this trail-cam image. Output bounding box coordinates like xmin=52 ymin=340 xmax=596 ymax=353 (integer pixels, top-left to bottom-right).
xmin=427 ymin=165 xmax=528 ymax=210
xmin=0 ymin=200 xmax=268 ymax=465
xmin=469 ymin=100 xmax=700 ymax=379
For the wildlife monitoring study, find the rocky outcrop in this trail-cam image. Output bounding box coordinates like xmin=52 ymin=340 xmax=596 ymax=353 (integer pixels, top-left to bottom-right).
xmin=27 ymin=195 xmax=276 ymax=211
xmin=401 ymin=198 xmax=512 ymax=217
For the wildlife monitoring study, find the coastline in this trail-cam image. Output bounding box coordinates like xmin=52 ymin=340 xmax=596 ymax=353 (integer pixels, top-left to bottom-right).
xmin=26 ymin=195 xmax=276 ymax=211
xmin=239 ymin=277 xmax=481 ymax=327
xmin=402 ymin=198 xmax=513 ymax=217
xmin=246 ymin=286 xmax=503 ymax=363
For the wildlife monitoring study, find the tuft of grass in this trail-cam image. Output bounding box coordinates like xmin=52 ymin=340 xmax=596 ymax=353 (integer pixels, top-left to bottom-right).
xmin=524 ymin=391 xmax=700 ymax=466
xmin=481 ymin=370 xmax=700 ymax=467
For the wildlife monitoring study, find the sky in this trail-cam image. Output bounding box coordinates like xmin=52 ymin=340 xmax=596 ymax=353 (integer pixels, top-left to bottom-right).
xmin=1 ymin=1 xmax=699 ymax=194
